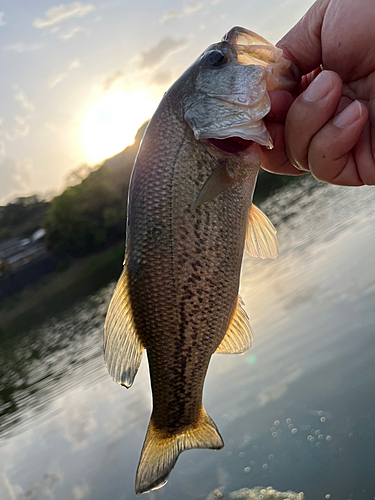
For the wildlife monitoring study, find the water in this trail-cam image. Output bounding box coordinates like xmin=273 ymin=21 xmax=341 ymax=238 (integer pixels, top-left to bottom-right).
xmin=1 ymin=178 xmax=375 ymax=500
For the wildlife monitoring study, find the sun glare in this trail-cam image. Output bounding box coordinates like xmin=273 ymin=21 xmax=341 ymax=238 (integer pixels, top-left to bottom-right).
xmin=81 ymin=89 xmax=158 ymax=164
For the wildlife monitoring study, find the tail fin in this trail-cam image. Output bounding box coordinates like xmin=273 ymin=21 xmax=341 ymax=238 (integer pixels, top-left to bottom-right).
xmin=135 ymin=408 xmax=224 ymax=495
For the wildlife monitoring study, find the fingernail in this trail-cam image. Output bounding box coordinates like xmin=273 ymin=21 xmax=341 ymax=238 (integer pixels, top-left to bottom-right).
xmin=303 ymin=71 xmax=333 ymax=103
xmin=333 ymin=100 xmax=363 ymax=128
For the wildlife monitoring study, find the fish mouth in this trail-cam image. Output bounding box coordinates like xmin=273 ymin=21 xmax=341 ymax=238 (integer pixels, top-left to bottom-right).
xmin=208 ymin=137 xmax=254 ymax=155
xmin=202 ymin=118 xmax=274 ymax=154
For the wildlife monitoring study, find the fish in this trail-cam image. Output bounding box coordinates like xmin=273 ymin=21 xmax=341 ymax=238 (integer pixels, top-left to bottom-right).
xmin=104 ymin=26 xmax=298 ymax=495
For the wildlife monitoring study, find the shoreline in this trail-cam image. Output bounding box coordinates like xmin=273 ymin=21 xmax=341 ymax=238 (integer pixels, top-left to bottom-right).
xmin=0 ymin=242 xmax=124 ymax=337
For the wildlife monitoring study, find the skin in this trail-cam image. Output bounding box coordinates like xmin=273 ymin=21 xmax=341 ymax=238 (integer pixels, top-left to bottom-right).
xmin=261 ymin=0 xmax=375 ymax=186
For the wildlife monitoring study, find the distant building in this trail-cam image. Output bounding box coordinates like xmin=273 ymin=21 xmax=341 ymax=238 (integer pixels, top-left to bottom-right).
xmin=0 ymin=230 xmax=56 ymax=300
xmin=0 ymin=230 xmax=48 ymax=274
xmin=0 ymin=239 xmax=24 ymax=262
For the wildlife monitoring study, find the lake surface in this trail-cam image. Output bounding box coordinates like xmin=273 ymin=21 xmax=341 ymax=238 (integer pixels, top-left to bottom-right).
xmin=1 ymin=178 xmax=375 ymax=500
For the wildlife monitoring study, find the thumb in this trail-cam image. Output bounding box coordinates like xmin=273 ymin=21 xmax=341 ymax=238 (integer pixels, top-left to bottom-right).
xmin=277 ymin=0 xmax=330 ymax=74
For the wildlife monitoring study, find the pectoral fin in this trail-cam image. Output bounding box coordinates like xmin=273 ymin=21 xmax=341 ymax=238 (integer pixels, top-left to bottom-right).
xmin=216 ymin=295 xmax=253 ymax=354
xmin=104 ymin=269 xmax=143 ymax=388
xmin=193 ymin=162 xmax=235 ymax=209
xmin=245 ymin=204 xmax=279 ymax=259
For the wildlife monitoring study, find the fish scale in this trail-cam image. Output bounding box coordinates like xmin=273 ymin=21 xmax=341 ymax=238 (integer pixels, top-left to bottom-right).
xmin=129 ymin=101 xmax=256 ymax=430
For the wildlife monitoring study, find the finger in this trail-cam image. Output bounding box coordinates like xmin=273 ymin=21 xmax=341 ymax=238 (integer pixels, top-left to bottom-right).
xmin=267 ymin=90 xmax=294 ymax=122
xmin=308 ymin=101 xmax=371 ymax=185
xmin=277 ymin=0 xmax=329 ymax=74
xmin=300 ymin=67 xmax=322 ymax=92
xmin=354 ymin=120 xmax=375 ymax=185
xmin=285 ymin=70 xmax=343 ymax=171
xmin=260 ymin=122 xmax=307 ymax=176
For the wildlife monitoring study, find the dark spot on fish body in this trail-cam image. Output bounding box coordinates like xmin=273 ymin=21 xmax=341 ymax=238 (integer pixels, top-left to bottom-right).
xmin=191 ymin=273 xmax=201 ymax=281
xmin=191 ymin=261 xmax=200 ymax=273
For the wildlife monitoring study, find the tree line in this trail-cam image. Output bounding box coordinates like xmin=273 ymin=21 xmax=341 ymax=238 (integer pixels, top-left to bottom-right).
xmin=0 ymin=123 xmax=148 ymax=258
xmin=0 ymin=119 xmax=298 ymax=261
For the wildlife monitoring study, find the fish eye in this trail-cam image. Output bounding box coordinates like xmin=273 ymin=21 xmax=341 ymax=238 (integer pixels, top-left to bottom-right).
xmin=206 ymin=49 xmax=227 ymax=67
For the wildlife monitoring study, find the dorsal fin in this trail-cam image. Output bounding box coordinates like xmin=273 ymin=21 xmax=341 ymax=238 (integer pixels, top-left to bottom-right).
xmin=215 ymin=295 xmax=253 ymax=354
xmin=245 ymin=204 xmax=279 ymax=259
xmin=104 ymin=269 xmax=143 ymax=388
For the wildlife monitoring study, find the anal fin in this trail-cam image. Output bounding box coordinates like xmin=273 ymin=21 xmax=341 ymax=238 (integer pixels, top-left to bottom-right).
xmin=216 ymin=295 xmax=253 ymax=354
xmin=104 ymin=269 xmax=143 ymax=388
xmin=245 ymin=203 xmax=279 ymax=259
xmin=135 ymin=407 xmax=223 ymax=495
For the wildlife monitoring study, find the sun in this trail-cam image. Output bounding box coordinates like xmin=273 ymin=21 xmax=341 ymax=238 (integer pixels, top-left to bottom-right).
xmin=81 ymin=88 xmax=158 ymax=164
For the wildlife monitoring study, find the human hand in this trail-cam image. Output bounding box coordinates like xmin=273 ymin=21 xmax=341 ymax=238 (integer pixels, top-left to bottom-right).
xmin=261 ymin=0 xmax=375 ymax=186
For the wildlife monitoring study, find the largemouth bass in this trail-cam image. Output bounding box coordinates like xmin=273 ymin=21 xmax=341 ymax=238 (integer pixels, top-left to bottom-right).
xmin=104 ymin=27 xmax=298 ymax=495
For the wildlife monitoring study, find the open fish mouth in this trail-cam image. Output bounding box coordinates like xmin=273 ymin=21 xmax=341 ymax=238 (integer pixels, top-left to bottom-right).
xmin=200 ymin=114 xmax=273 ymax=151
xmin=208 ymin=137 xmax=255 ymax=155
xmin=207 ymin=136 xmax=254 ymax=155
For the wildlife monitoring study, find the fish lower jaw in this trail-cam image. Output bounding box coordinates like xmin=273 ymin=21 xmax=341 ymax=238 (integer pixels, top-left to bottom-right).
xmin=198 ymin=120 xmax=273 ymax=153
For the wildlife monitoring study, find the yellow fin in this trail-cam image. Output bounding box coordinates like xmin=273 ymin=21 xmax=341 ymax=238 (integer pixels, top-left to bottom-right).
xmin=135 ymin=408 xmax=223 ymax=495
xmin=193 ymin=162 xmax=235 ymax=209
xmin=104 ymin=269 xmax=143 ymax=388
xmin=216 ymin=295 xmax=253 ymax=354
xmin=245 ymin=204 xmax=279 ymax=259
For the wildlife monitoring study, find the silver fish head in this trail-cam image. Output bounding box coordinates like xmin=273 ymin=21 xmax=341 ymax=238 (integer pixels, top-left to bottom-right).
xmin=182 ymin=26 xmax=299 ymax=152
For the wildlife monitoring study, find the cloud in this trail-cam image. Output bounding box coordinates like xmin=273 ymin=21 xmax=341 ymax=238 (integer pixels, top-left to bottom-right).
xmin=138 ymin=36 xmax=188 ymax=70
xmin=0 ymin=124 xmax=13 ymax=142
xmin=13 ymin=87 xmax=35 ymax=113
xmin=0 ymin=12 xmax=5 ymax=26
xmin=0 ymin=142 xmax=5 ymax=156
xmin=69 ymin=58 xmax=80 ymax=70
xmin=4 ymin=42 xmax=43 ymax=53
xmin=47 ymin=73 xmax=66 ymax=88
xmin=102 ymin=70 xmax=124 ymax=91
xmin=47 ymin=59 xmax=80 ymax=88
xmin=149 ymin=70 xmax=173 ymax=86
xmin=0 ymin=158 xmax=33 ymax=203
xmin=0 ymin=89 xmax=35 ymax=143
xmin=20 ymin=472 xmax=62 ymax=500
xmin=58 ymin=25 xmax=86 ymax=40
xmin=13 ymin=116 xmax=29 ymax=137
xmin=160 ymin=9 xmax=180 ymax=23
xmin=257 ymin=369 xmax=301 ymax=407
xmin=184 ymin=2 xmax=203 ymax=14
xmin=0 ymin=471 xmax=23 ymax=500
xmin=61 ymin=405 xmax=98 ymax=452
xmin=0 ymin=119 xmax=13 ymax=142
xmin=33 ymin=2 xmax=95 ymax=28
xmin=160 ymin=2 xmax=203 ymax=23
xmin=72 ymin=484 xmax=91 ymax=500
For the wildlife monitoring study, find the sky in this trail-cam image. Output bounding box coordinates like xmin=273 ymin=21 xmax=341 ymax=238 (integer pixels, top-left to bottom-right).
xmin=0 ymin=0 xmax=315 ymax=204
